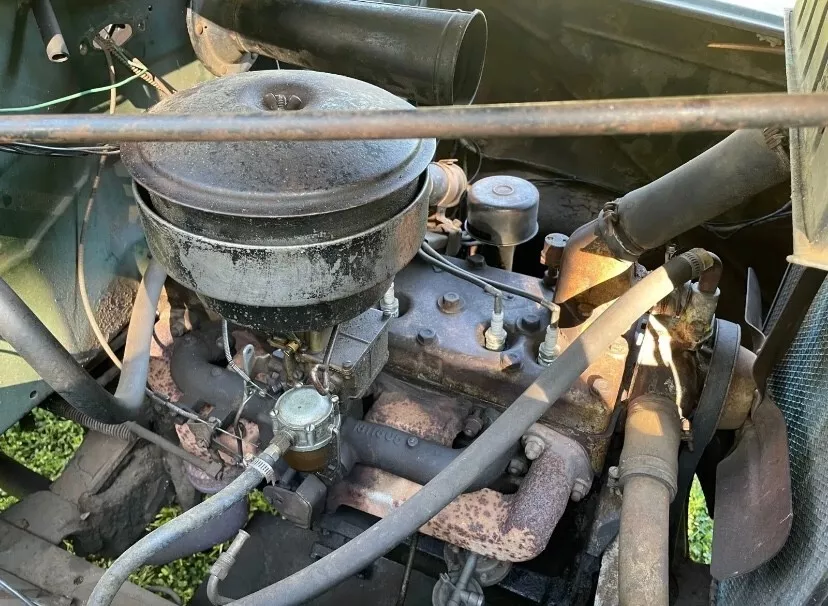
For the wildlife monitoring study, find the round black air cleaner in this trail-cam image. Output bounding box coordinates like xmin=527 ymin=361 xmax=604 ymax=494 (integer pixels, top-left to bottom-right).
xmin=122 ymin=71 xmax=436 ymax=331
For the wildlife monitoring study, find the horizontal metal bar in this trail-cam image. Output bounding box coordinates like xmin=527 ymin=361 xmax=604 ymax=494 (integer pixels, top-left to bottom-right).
xmin=1 ymin=93 xmax=826 ymax=143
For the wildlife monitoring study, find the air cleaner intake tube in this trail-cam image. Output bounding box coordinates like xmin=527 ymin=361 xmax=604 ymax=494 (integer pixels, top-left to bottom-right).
xmin=188 ymin=0 xmax=487 ymax=106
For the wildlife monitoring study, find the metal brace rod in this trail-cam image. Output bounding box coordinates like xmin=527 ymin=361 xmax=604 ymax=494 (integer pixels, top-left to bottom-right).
xmin=0 ymin=93 xmax=826 ymax=143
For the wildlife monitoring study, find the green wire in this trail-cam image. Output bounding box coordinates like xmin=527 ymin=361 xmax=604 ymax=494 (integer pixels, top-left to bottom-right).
xmin=0 ymin=69 xmax=148 ymax=114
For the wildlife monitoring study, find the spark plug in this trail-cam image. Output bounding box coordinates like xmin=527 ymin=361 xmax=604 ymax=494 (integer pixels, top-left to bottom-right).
xmin=484 ymin=295 xmax=507 ymax=351
xmin=380 ymin=282 xmax=400 ymax=318
xmin=537 ymin=304 xmax=561 ymax=366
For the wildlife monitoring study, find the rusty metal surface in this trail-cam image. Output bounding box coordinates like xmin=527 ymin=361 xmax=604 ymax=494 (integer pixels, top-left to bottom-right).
xmin=554 ymin=220 xmax=634 ymax=327
xmin=329 ymin=439 xmax=582 ymax=562
xmin=390 ymin=258 xmax=627 ymax=471
xmin=367 ymin=376 xmax=470 ymax=446
xmin=1 ymin=93 xmax=828 ymax=144
xmin=628 ymin=316 xmax=700 ymax=418
xmin=711 ymin=395 xmax=792 ymax=579
xmin=718 ymin=346 xmax=757 ymax=430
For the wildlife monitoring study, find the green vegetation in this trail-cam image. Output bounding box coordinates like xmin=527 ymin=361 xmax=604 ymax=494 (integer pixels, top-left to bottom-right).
xmin=688 ymin=476 xmax=714 ymax=564
xmin=0 ymin=407 xmax=716 ymax=603
xmin=0 ymin=408 xmax=274 ymax=603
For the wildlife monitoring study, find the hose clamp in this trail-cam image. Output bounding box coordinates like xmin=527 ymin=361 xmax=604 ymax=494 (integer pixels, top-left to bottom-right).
xmin=247 ymin=456 xmax=276 ymax=484
xmin=595 ymin=204 xmax=643 ymax=261
xmin=617 ymin=454 xmax=678 ymax=501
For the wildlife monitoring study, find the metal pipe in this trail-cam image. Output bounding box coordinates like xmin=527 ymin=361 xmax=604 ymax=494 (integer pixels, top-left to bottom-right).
xmin=0 ymin=93 xmax=827 ymax=144
xmin=169 ymin=326 xmax=273 ymax=423
xmin=125 ymin=422 xmax=223 ymax=477
xmin=0 ymin=277 xmax=132 ymax=424
xmin=206 ymin=529 xmax=250 ymax=605
xmin=232 ymin=249 xmax=714 ymax=606
xmin=448 ymin=553 xmax=478 ymax=606
xmin=340 ymin=417 xmax=512 ymax=491
xmin=617 ymin=396 xmax=682 ymax=606
xmin=114 ymin=260 xmax=167 ymax=413
xmin=221 ymin=0 xmax=487 ymax=106
xmin=330 ymin=429 xmax=589 ymax=563
xmin=31 ymin=0 xmax=69 ymax=63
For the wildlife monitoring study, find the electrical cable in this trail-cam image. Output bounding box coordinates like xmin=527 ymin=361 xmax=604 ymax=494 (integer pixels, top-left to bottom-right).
xmin=0 ymin=68 xmax=146 ymax=113
xmin=417 ymin=248 xmax=500 ymax=295
xmin=420 ymin=242 xmax=555 ymax=311
xmin=221 ymin=319 xmax=274 ymax=401
xmin=395 ymin=534 xmax=419 ymax=606
xmin=77 ymin=46 xmax=122 ymax=370
xmin=0 ymin=142 xmax=119 ymax=156
xmin=702 ymin=201 xmax=792 ymax=239
xmin=93 ymin=34 xmax=175 ymax=97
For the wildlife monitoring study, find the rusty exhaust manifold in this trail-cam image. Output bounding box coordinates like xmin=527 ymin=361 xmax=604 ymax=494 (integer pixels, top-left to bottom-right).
xmin=330 ymin=424 xmax=591 ymax=563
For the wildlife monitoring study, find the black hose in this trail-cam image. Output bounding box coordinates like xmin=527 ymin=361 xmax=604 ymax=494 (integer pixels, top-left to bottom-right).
xmin=603 ymin=129 xmax=790 ymax=258
xmin=146 ymin=496 xmax=249 ymax=566
xmin=231 ymin=249 xmax=712 ymax=606
xmin=0 ymin=277 xmax=132 ymax=424
xmin=31 ymin=0 xmax=69 ymax=63
xmin=88 ymin=439 xmax=288 ymax=606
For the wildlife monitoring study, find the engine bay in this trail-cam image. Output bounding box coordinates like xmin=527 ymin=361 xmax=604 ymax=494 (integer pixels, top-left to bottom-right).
xmin=1 ymin=0 xmax=827 ymax=605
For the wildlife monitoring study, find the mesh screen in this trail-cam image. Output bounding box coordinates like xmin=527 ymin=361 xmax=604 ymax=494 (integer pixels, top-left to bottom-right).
xmin=717 ymin=274 xmax=828 ymax=603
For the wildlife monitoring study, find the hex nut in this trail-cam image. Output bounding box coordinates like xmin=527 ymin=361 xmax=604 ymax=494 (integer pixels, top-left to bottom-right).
xmin=571 ymin=478 xmax=590 ymax=502
xmin=438 ymin=292 xmax=464 ymax=314
xmin=523 ymin=436 xmax=545 ymax=461
xmin=466 ymin=254 xmax=486 ymax=269
xmin=518 ymin=313 xmax=542 ymax=333
xmin=417 ymin=328 xmax=437 ymax=345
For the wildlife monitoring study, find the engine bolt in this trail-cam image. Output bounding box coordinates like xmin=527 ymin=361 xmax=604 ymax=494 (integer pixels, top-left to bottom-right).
xmin=519 ymin=313 xmax=542 ymax=333
xmin=417 ymin=328 xmax=437 ymax=345
xmin=438 ymin=291 xmax=463 ymax=314
xmin=380 ymin=283 xmax=400 ymax=318
xmin=463 ymin=412 xmax=484 ymax=438
xmin=571 ymin=478 xmax=590 ymax=502
xmin=466 ymin=254 xmax=486 ymax=269
xmin=541 ymin=233 xmax=568 ymax=264
xmin=507 ymin=457 xmax=528 ymax=476
xmin=406 ymin=436 xmax=419 ymax=448
xmin=523 ymin=435 xmax=545 ymax=461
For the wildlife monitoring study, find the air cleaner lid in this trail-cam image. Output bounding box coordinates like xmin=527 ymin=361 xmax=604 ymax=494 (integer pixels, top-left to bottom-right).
xmin=121 ymin=71 xmax=436 ymax=243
